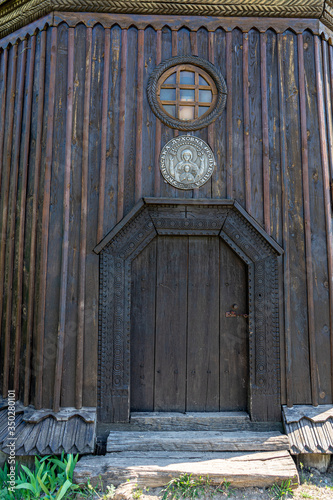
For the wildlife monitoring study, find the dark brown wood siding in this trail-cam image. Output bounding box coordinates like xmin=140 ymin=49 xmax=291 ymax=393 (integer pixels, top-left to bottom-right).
xmin=0 ymin=15 xmax=332 ymax=411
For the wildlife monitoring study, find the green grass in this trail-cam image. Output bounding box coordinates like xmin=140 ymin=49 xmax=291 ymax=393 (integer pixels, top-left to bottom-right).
xmin=161 ymin=473 xmax=232 ymax=500
xmin=0 ymin=453 xmax=80 ymax=499
xmin=270 ymin=479 xmax=294 ymax=500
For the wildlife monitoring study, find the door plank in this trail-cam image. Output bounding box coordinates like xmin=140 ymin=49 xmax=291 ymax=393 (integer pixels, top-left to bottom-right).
xmin=155 ymin=236 xmax=188 ymax=411
xmin=187 ymin=236 xmax=220 ymax=411
xmin=130 ymin=239 xmax=157 ymax=411
xmin=219 ymin=240 xmax=248 ymax=411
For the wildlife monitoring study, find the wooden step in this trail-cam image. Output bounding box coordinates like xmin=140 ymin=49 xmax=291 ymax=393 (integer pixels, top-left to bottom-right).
xmin=74 ymin=450 xmax=299 ymax=490
xmin=107 ymin=430 xmax=290 ymax=453
xmin=130 ymin=411 xmax=250 ymax=431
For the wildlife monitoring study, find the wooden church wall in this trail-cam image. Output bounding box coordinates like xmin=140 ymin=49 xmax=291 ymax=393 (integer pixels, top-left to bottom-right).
xmin=0 ymin=14 xmax=332 ymax=413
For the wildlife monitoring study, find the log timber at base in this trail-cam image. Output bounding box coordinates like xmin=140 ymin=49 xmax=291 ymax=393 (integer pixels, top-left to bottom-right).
xmin=73 ymin=450 xmax=299 ymax=491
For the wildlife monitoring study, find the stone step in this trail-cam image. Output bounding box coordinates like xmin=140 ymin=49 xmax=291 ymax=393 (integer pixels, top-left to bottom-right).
xmin=106 ymin=430 xmax=290 ymax=453
xmin=130 ymin=411 xmax=250 ymax=431
xmin=74 ymin=450 xmax=299 ymax=491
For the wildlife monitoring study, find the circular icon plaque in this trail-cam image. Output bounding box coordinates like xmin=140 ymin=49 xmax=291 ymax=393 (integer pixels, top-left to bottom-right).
xmin=159 ymin=136 xmax=216 ymax=190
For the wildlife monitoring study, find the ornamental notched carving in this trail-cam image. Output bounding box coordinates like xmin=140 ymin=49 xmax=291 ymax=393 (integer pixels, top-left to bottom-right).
xmin=95 ymin=199 xmax=284 ymax=424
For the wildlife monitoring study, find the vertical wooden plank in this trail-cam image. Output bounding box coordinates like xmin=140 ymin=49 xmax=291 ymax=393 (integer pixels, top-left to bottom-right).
xmin=75 ymin=27 xmax=92 ymax=410
xmin=213 ymin=28 xmax=227 ymax=199
xmin=117 ymin=28 xmax=127 ymax=222
xmin=24 ymin=29 xmax=46 ymax=406
xmin=130 ymin=240 xmax=156 ymax=411
xmin=155 ymin=236 xmax=188 ymax=411
xmin=15 ymin=34 xmax=36 ymax=395
xmin=42 ymin=23 xmax=68 ymax=409
xmin=231 ymin=28 xmax=244 ymax=205
xmin=154 ymin=29 xmax=162 ymax=197
xmin=248 ymin=29 xmax=263 ymax=225
xmin=187 ymin=237 xmax=219 ymax=411
xmin=266 ymin=29 xmax=284 ymax=403
xmin=243 ymin=33 xmax=251 ymax=213
xmin=53 ymin=27 xmax=74 ymax=411
xmin=261 ymin=32 xmax=270 ymax=235
xmin=36 ymin=27 xmax=57 ymax=409
xmin=219 ymin=239 xmax=248 ymax=411
xmin=83 ymin=24 xmax=105 ymax=407
xmin=267 ymin=30 xmax=282 ymax=246
xmin=277 ymin=33 xmax=292 ymax=407
xmin=0 ymin=44 xmax=17 ymax=353
xmin=0 ymin=48 xmax=8 ymax=191
xmin=226 ymin=31 xmax=233 ymax=199
xmin=63 ymin=23 xmax=86 ymax=408
xmin=3 ymin=40 xmax=27 ymax=394
xmin=208 ymin=31 xmax=215 ymax=153
xmin=315 ymin=36 xmax=333 ymax=401
xmin=104 ymin=25 xmax=121 ymax=234
xmin=97 ymin=28 xmax=110 ymax=243
xmin=142 ymin=27 xmax=157 ymax=199
xmin=159 ymin=27 xmax=175 ymax=199
xmin=172 ymin=29 xmax=179 ymax=139
xmin=283 ymin=31 xmax=310 ymax=405
xmin=324 ymin=41 xmax=333 ymax=183
xmin=298 ymin=34 xmax=318 ymax=407
xmin=123 ymin=27 xmax=138 ymax=215
xmin=135 ymin=29 xmax=144 ymax=203
xmin=195 ymin=27 xmax=210 ymax=199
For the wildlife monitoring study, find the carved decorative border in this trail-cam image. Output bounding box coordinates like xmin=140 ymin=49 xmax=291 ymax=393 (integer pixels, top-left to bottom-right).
xmin=2 ymin=13 xmax=333 ymax=48
xmin=0 ymin=0 xmax=326 ymax=39
xmin=96 ymin=198 xmax=283 ymax=423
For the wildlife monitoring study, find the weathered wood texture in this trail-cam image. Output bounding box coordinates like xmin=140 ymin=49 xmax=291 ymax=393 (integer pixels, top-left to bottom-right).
xmin=0 ymin=19 xmax=332 ymax=411
xmin=130 ymin=236 xmax=247 ymax=413
xmin=73 ymin=450 xmax=299 ymax=490
xmin=106 ymin=430 xmax=289 ymax=452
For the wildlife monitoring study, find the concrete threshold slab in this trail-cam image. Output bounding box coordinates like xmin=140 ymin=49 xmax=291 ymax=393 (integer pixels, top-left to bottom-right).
xmin=74 ymin=450 xmax=299 ymax=490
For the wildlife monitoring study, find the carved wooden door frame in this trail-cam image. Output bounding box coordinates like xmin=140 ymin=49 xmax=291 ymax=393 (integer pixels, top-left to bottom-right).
xmin=95 ymin=198 xmax=284 ymax=423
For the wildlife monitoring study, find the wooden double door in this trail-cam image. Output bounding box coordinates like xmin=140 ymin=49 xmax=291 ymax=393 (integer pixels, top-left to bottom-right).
xmin=130 ymin=235 xmax=248 ymax=413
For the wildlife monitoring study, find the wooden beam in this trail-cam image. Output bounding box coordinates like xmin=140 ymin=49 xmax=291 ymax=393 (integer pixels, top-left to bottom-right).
xmin=15 ymin=34 xmax=36 ymax=394
xmin=53 ymin=27 xmax=74 ymax=412
xmin=24 ymin=29 xmax=47 ymax=406
xmin=298 ymin=33 xmax=318 ymax=407
xmin=315 ymin=35 xmax=333 ymax=403
xmin=277 ymin=33 xmax=293 ymax=407
xmin=75 ymin=27 xmax=92 ymax=410
xmin=97 ymin=28 xmax=111 ymax=243
xmin=36 ymin=27 xmax=57 ymax=409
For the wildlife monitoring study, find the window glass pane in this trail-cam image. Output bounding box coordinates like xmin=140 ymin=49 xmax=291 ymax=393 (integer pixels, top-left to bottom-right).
xmin=160 ymin=88 xmax=176 ymax=101
xmin=179 ymin=106 xmax=194 ymax=120
xmin=179 ymin=71 xmax=195 ymax=85
xmin=198 ymin=106 xmax=210 ymax=117
xmin=164 ymin=105 xmax=176 ymax=117
xmin=164 ymin=73 xmax=176 ymax=85
xmin=180 ymin=89 xmax=195 ymax=102
xmin=199 ymin=75 xmax=209 ymax=86
xmin=199 ymin=90 xmax=212 ymax=103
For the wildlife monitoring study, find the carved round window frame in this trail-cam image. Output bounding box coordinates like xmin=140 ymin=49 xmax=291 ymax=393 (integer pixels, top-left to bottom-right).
xmin=147 ymin=55 xmax=227 ymax=131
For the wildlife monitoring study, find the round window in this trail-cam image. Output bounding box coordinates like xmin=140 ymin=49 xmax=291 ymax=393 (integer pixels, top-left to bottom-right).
xmin=147 ymin=55 xmax=227 ymax=131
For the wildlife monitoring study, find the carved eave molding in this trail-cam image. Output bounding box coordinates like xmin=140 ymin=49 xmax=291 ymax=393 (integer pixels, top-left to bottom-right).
xmin=3 ymin=13 xmax=333 ymax=48
xmin=0 ymin=0 xmax=333 ymax=39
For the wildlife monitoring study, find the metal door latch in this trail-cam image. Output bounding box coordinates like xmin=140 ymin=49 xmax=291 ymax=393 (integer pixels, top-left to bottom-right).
xmin=225 ymin=311 xmax=248 ymax=318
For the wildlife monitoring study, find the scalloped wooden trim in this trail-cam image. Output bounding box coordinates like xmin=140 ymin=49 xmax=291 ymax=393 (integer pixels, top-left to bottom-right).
xmin=1 ymin=12 xmax=333 ymax=49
